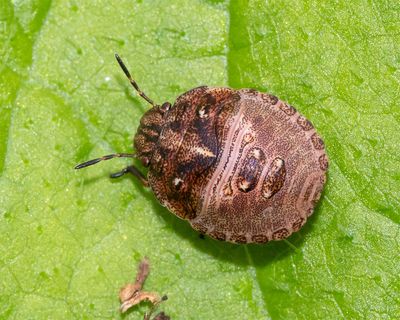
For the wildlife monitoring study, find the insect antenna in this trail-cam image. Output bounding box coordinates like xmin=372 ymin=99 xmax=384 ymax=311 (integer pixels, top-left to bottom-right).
xmin=115 ymin=53 xmax=156 ymax=107
xmin=74 ymin=153 xmax=136 ymax=170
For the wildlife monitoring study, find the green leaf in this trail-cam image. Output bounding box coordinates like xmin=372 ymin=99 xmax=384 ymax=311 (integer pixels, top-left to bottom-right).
xmin=1 ymin=0 xmax=399 ymax=319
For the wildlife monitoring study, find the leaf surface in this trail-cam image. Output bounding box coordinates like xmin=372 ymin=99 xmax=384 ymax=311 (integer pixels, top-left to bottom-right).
xmin=1 ymin=1 xmax=399 ymax=319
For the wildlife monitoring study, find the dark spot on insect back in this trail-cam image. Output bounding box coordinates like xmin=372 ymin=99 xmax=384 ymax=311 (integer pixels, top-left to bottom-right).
xmin=262 ymin=157 xmax=286 ymax=199
xmin=237 ymin=148 xmax=266 ymax=192
xmin=272 ymin=228 xmax=290 ymax=240
xmin=261 ymin=93 xmax=278 ymax=105
xmin=319 ymin=154 xmax=329 ymax=171
xmin=311 ymin=133 xmax=325 ymax=150
xmin=279 ymin=103 xmax=297 ymax=116
xmin=251 ymin=234 xmax=269 ymax=243
xmin=297 ymin=115 xmax=314 ymax=131
xmin=205 ymin=93 xmax=217 ymax=105
xmin=244 ymin=88 xmax=258 ymax=95
xmin=292 ymin=217 xmax=305 ymax=232
xmin=229 ymin=234 xmax=248 ymax=244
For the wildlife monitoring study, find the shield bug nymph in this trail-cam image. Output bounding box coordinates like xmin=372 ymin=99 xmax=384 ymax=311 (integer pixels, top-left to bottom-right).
xmin=75 ymin=54 xmax=328 ymax=244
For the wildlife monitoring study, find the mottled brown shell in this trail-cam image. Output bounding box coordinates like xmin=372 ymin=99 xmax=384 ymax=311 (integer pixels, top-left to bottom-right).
xmin=135 ymin=86 xmax=328 ymax=244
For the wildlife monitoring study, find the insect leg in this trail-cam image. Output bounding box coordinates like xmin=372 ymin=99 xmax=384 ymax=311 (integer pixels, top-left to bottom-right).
xmin=110 ymin=165 xmax=149 ymax=187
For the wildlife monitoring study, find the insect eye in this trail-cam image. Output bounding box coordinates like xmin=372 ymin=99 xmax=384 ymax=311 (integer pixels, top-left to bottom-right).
xmin=160 ymin=102 xmax=171 ymax=112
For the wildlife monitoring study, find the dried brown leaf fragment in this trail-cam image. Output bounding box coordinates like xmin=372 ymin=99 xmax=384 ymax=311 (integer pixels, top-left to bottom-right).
xmin=119 ymin=258 xmax=169 ymax=319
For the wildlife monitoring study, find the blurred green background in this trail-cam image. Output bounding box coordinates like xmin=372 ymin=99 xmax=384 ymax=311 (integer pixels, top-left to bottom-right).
xmin=0 ymin=0 xmax=399 ymax=319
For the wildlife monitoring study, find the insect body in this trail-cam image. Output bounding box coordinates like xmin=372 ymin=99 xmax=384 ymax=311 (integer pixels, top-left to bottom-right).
xmin=76 ymin=54 xmax=328 ymax=244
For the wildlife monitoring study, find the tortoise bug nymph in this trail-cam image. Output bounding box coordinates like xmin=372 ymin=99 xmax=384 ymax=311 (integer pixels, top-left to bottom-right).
xmin=75 ymin=54 xmax=328 ymax=244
